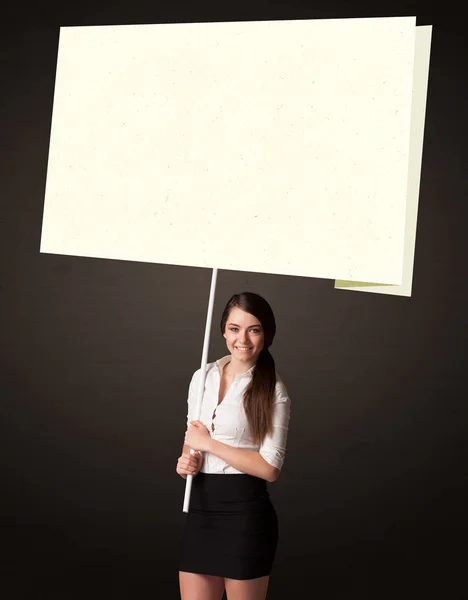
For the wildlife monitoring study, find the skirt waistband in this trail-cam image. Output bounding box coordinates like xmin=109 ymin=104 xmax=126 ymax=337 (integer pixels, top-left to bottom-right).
xmin=189 ymin=473 xmax=271 ymax=514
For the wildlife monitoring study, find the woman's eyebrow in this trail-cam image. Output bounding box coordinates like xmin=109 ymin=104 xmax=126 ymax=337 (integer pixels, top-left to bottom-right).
xmin=227 ymin=322 xmax=262 ymax=329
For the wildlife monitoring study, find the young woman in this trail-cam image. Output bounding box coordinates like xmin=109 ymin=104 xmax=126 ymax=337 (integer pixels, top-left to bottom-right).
xmin=176 ymin=292 xmax=291 ymax=600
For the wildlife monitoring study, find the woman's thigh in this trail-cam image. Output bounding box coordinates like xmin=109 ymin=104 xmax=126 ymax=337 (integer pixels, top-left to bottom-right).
xmin=224 ymin=575 xmax=270 ymax=600
xmin=179 ymin=571 xmax=225 ymax=600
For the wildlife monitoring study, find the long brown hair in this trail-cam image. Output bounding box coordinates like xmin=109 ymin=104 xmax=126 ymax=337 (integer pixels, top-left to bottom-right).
xmin=220 ymin=292 xmax=277 ymax=445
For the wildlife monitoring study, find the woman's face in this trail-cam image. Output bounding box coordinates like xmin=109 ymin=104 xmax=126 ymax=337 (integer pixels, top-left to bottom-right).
xmin=223 ymin=307 xmax=265 ymax=365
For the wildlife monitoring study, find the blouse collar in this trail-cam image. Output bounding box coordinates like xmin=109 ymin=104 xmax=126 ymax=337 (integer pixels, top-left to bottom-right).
xmin=215 ymin=355 xmax=256 ymax=378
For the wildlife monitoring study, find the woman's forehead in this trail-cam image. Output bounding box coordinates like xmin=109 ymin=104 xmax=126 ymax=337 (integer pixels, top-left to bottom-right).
xmin=228 ymin=307 xmax=261 ymax=326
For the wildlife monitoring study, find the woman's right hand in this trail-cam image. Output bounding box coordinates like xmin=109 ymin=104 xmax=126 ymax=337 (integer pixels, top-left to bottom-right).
xmin=176 ymin=450 xmax=202 ymax=479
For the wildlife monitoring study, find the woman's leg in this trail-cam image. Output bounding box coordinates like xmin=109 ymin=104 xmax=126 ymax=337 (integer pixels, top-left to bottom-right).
xmin=179 ymin=571 xmax=225 ymax=600
xmin=224 ymin=575 xmax=270 ymax=600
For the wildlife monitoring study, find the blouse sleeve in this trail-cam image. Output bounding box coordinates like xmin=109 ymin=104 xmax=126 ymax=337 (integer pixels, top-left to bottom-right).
xmin=186 ymin=369 xmax=199 ymax=430
xmin=259 ymin=380 xmax=291 ymax=471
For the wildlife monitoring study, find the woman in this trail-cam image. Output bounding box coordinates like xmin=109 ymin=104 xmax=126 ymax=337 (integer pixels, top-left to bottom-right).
xmin=176 ymin=292 xmax=291 ymax=600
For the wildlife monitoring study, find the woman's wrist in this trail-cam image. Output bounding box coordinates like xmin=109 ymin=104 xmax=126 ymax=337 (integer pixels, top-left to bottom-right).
xmin=205 ymin=436 xmax=215 ymax=453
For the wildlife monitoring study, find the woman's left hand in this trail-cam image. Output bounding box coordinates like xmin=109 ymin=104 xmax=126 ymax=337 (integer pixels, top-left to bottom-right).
xmin=184 ymin=420 xmax=212 ymax=452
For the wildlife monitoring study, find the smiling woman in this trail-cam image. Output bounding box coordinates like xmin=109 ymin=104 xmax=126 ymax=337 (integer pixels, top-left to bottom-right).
xmin=224 ymin=311 xmax=264 ymax=358
xmin=176 ymin=292 xmax=291 ymax=600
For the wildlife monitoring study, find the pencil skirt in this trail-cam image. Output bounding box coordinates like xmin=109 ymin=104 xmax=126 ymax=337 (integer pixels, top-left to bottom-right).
xmin=179 ymin=472 xmax=279 ymax=580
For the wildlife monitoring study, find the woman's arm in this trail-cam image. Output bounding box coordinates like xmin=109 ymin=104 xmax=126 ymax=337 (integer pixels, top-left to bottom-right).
xmin=257 ymin=386 xmax=290 ymax=478
xmin=177 ymin=371 xmax=202 ymax=479
xmin=206 ymin=438 xmax=279 ymax=483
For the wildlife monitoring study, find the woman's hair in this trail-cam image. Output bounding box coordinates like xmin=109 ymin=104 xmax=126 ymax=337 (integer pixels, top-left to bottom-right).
xmin=220 ymin=292 xmax=277 ymax=445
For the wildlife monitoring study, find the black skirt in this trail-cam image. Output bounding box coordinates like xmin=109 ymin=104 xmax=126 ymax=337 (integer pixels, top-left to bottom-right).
xmin=179 ymin=472 xmax=278 ymax=580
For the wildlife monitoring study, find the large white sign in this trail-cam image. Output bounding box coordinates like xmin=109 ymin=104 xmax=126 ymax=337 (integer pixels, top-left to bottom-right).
xmin=40 ymin=17 xmax=431 ymax=295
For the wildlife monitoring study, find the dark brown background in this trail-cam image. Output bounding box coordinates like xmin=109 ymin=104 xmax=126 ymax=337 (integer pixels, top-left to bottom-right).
xmin=2 ymin=2 xmax=467 ymax=598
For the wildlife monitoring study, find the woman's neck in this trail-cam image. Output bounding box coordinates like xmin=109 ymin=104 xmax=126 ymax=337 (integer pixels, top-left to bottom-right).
xmin=223 ymin=356 xmax=256 ymax=377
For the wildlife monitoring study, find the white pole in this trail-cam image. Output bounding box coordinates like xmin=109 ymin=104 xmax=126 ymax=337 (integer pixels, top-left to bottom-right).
xmin=183 ymin=268 xmax=218 ymax=513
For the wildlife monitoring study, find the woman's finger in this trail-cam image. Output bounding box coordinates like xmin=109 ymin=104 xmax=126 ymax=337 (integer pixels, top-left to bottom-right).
xmin=177 ymin=452 xmax=201 ymax=474
xmin=182 ymin=454 xmax=197 ymax=460
xmin=179 ymin=458 xmax=197 ymax=471
xmin=177 ymin=464 xmax=197 ymax=475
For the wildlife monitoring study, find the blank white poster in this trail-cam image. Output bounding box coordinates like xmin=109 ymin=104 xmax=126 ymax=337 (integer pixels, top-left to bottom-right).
xmin=41 ymin=17 xmax=418 ymax=286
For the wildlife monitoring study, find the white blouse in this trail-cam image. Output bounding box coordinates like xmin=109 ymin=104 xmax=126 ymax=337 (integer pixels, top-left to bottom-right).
xmin=186 ymin=355 xmax=291 ymax=475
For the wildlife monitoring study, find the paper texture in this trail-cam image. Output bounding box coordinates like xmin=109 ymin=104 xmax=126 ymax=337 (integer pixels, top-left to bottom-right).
xmin=335 ymin=25 xmax=432 ymax=296
xmin=41 ymin=17 xmax=419 ymax=286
